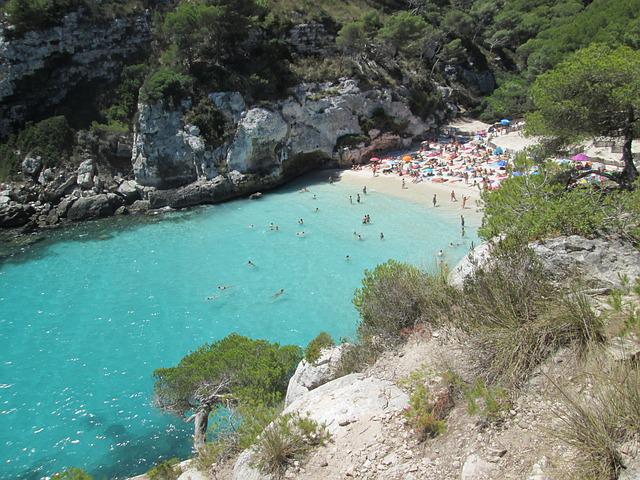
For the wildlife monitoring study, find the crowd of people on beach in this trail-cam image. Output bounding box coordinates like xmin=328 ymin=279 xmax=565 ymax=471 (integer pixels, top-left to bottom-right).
xmin=365 ymin=135 xmax=513 ymax=192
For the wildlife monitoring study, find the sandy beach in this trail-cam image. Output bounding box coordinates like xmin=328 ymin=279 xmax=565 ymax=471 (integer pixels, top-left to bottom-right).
xmin=335 ymin=169 xmax=484 ymax=229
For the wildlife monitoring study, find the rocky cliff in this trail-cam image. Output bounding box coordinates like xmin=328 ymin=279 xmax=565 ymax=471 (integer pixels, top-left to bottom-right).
xmin=0 ymin=10 xmax=151 ymax=135
xmin=132 ymin=78 xmax=435 ymax=207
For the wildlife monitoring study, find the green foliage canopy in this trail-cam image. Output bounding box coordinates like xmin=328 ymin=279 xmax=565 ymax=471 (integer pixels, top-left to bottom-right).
xmin=153 ymin=334 xmax=302 ymax=417
xmin=527 ymin=44 xmax=640 ymax=184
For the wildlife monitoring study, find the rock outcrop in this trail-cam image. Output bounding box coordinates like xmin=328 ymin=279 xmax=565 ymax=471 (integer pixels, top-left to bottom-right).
xmin=531 ymin=235 xmax=640 ymax=289
xmin=284 ymin=344 xmax=346 ymax=407
xmin=132 ymin=79 xmax=434 ymax=191
xmin=451 ymin=235 xmax=640 ymax=289
xmin=66 ymin=193 xmax=123 ymax=221
xmin=0 ymin=10 xmax=151 ymax=135
xmin=226 ymin=108 xmax=288 ymax=174
xmin=132 ymin=100 xmax=219 ymax=189
xmin=233 ymin=373 xmax=409 ymax=480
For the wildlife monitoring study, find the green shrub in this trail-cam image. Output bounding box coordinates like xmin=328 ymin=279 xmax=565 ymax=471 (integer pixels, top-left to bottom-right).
xmin=140 ymin=68 xmax=193 ymax=105
xmin=460 ymin=245 xmax=605 ymax=387
xmin=252 ymin=412 xmax=331 ymax=477
xmin=555 ymin=361 xmax=640 ymax=479
xmin=304 ymin=332 xmax=335 ymax=363
xmin=194 ymin=402 xmax=279 ymax=472
xmin=17 ymin=116 xmax=74 ymax=166
xmin=463 ymin=378 xmax=510 ymax=423
xmin=4 ymin=0 xmax=83 ymax=34
xmin=0 ymin=116 xmax=74 ymax=179
xmin=335 ymin=134 xmax=370 ymax=149
xmin=102 ymin=63 xmax=148 ymax=128
xmin=400 ymin=367 xmax=455 ymax=441
xmin=290 ymin=57 xmax=356 ymax=84
xmin=183 ymin=99 xmax=232 ymax=148
xmin=402 ymin=382 xmax=449 ymax=440
xmin=0 ymin=143 xmax=20 ymax=181
xmin=51 ymin=468 xmax=92 ymax=480
xmin=359 ymin=108 xmax=409 ymax=136
xmin=333 ymin=339 xmax=382 ymax=377
xmin=353 ymin=260 xmax=455 ymax=345
xmin=146 ymin=457 xmax=180 ymax=480
xmin=479 ymin=162 xmax=640 ymax=246
xmin=153 ymin=334 xmax=303 ymax=417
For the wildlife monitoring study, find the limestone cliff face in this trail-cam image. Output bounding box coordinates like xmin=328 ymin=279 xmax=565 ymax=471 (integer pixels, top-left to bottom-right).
xmin=0 ymin=10 xmax=151 ymax=135
xmin=132 ymin=100 xmax=220 ymax=189
xmin=132 ymin=79 xmax=435 ymax=190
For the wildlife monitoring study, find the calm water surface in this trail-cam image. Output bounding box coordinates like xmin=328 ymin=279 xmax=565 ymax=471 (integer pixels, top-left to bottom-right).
xmin=0 ymin=174 xmax=477 ymax=479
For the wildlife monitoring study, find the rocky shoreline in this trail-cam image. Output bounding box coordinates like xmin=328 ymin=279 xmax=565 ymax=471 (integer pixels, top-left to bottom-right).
xmin=1 ymin=79 xmax=440 ymax=242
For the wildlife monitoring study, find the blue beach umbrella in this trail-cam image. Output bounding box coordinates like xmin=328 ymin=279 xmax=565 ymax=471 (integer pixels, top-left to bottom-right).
xmin=500 ymin=119 xmax=510 ymax=126
xmin=493 ymin=146 xmax=504 ymax=155
xmin=496 ymin=160 xmax=507 ymax=167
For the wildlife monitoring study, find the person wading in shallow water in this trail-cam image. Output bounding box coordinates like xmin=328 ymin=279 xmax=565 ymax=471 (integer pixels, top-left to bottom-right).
xmin=433 ymin=194 xmax=437 ymax=207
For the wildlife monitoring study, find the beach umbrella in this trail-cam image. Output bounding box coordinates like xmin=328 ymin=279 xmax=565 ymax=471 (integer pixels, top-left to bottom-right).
xmin=369 ymin=157 xmax=380 ymax=163
xmin=571 ymin=153 xmax=589 ymax=162
xmin=402 ymin=155 xmax=412 ymax=162
xmin=494 ymin=146 xmax=504 ymax=155
xmin=512 ymin=171 xmax=523 ymax=177
xmin=500 ymin=119 xmax=510 ymax=126
xmin=496 ymin=160 xmax=507 ymax=167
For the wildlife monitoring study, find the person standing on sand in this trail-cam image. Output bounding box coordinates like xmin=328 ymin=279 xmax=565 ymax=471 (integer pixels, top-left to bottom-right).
xmin=433 ymin=194 xmax=437 ymax=207
xmin=462 ymin=195 xmax=468 ymax=209
xmin=451 ymin=190 xmax=457 ymax=202
xmin=402 ymin=178 xmax=406 ymax=189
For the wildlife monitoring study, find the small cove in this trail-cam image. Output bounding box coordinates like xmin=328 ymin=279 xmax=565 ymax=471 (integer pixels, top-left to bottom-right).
xmin=0 ymin=172 xmax=478 ymax=479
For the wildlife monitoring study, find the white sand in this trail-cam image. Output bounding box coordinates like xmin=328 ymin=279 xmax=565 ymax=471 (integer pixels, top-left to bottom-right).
xmin=335 ymin=169 xmax=484 ymax=229
xmin=490 ymin=131 xmax=542 ymax=153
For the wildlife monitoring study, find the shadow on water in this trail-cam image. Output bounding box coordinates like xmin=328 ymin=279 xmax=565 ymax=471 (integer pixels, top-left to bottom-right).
xmin=0 ymin=170 xmax=338 ymax=269
xmin=13 ymin=421 xmax=192 ymax=480
xmin=0 ymin=208 xmax=207 ymax=269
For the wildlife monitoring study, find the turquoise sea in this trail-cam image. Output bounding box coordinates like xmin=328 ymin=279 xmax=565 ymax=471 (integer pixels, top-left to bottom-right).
xmin=0 ymin=173 xmax=477 ymax=479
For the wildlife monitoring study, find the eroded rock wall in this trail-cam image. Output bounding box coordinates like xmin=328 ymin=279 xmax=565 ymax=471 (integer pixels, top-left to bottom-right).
xmin=0 ymin=10 xmax=151 ymax=135
xmin=132 ymin=79 xmax=435 ymax=191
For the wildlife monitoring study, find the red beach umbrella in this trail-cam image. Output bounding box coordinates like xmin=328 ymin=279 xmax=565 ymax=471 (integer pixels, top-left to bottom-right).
xmin=571 ymin=153 xmax=589 ymax=162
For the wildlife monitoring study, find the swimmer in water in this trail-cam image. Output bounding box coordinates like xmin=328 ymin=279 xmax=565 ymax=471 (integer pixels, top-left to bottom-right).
xmin=437 ymin=250 xmax=443 ymax=257
xmin=298 ymin=218 xmax=304 ymax=225
xmin=380 ymin=232 xmax=384 ymax=240
xmin=345 ymin=255 xmax=351 ymax=261
xmin=363 ymin=186 xmax=367 ymax=195
xmin=206 ymin=295 xmax=219 ymax=301
xmin=296 ymin=231 xmax=305 ymax=237
xmin=315 ymin=207 xmax=319 ymax=213
xmin=349 ymin=195 xmax=353 ymax=204
xmin=275 ymin=225 xmax=279 ymax=231
xmin=247 ymin=260 xmax=255 ymax=267
xmin=273 ymin=288 xmax=285 ymax=298
xmin=248 ymin=224 xmax=254 ymax=228
xmin=313 ymin=194 xmax=317 ymax=200
xmin=358 ymin=234 xmax=363 ymax=241
xmin=217 ymin=285 xmax=233 ymax=291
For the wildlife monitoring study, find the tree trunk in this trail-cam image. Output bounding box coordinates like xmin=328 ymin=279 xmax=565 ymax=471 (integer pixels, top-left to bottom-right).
xmin=621 ymin=107 xmax=638 ymax=188
xmin=192 ymin=404 xmax=212 ymax=452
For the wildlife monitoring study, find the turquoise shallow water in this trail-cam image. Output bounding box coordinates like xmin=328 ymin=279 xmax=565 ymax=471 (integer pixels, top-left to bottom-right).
xmin=0 ymin=173 xmax=477 ymax=479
